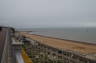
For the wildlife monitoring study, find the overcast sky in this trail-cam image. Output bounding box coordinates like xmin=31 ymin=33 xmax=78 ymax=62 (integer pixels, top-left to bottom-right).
xmin=0 ymin=0 xmax=96 ymax=28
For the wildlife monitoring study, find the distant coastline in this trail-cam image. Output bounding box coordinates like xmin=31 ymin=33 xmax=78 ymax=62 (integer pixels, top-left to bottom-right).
xmin=22 ymin=27 xmax=96 ymax=44
xmin=28 ymin=33 xmax=96 ymax=45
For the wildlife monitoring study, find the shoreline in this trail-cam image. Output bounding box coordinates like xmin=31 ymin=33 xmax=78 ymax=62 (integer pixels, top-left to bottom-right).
xmin=20 ymin=32 xmax=96 ymax=54
xmin=29 ymin=33 xmax=96 ymax=45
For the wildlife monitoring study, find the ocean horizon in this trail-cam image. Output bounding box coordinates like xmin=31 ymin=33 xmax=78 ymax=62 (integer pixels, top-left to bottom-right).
xmin=19 ymin=27 xmax=96 ymax=44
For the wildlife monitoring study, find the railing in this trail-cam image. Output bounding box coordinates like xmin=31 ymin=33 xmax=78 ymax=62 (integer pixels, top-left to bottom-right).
xmin=12 ymin=38 xmax=23 ymax=63
xmin=16 ymin=52 xmax=24 ymax=63
xmin=12 ymin=37 xmax=33 ymax=63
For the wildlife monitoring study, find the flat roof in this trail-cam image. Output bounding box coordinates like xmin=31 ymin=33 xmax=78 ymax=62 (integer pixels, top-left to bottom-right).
xmin=20 ymin=32 xmax=96 ymax=54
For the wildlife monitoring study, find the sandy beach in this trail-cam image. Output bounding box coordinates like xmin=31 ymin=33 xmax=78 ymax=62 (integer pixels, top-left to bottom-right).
xmin=20 ymin=32 xmax=96 ymax=54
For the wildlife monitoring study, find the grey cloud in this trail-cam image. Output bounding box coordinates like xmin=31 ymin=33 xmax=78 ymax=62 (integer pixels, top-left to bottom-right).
xmin=0 ymin=0 xmax=96 ymax=28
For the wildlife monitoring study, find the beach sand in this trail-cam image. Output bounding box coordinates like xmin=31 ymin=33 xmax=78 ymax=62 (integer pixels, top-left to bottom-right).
xmin=20 ymin=32 xmax=96 ymax=54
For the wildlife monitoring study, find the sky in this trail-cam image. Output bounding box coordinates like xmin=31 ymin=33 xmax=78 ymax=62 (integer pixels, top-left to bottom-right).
xmin=0 ymin=0 xmax=96 ymax=28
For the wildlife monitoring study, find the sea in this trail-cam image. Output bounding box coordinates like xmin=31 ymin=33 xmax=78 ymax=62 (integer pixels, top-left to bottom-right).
xmin=19 ymin=27 xmax=96 ymax=44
